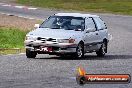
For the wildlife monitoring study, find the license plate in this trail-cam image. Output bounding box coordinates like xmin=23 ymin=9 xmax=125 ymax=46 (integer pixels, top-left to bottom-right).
xmin=40 ymin=46 xmax=52 ymax=52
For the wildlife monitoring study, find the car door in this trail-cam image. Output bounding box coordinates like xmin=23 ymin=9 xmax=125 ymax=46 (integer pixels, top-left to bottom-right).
xmin=83 ymin=17 xmax=100 ymax=52
xmin=93 ymin=17 xmax=108 ymax=43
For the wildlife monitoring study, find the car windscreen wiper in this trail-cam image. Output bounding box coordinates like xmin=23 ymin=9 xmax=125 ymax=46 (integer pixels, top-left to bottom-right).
xmin=51 ymin=27 xmax=61 ymax=29
xmin=64 ymin=28 xmax=74 ymax=30
xmin=39 ymin=26 xmax=49 ymax=28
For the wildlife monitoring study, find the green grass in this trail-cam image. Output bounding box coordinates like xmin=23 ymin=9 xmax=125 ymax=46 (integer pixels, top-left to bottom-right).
xmin=0 ymin=27 xmax=28 ymax=48
xmin=17 ymin=0 xmax=132 ymax=15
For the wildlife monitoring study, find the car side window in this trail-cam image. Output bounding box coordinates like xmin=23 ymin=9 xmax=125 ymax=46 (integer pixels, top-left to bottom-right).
xmin=93 ymin=17 xmax=106 ymax=30
xmin=85 ymin=17 xmax=96 ymax=31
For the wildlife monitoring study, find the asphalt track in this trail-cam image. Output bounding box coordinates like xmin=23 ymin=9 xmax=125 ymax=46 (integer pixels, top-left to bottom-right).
xmin=0 ymin=2 xmax=132 ymax=88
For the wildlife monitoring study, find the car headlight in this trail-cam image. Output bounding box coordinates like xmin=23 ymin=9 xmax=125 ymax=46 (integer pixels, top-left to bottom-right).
xmin=57 ymin=38 xmax=75 ymax=43
xmin=57 ymin=39 xmax=69 ymax=43
xmin=25 ymin=36 xmax=36 ymax=40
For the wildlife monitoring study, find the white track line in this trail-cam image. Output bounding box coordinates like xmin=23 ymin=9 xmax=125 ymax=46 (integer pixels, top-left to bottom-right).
xmin=14 ymin=6 xmax=25 ymax=9
xmin=28 ymin=7 xmax=37 ymax=10
xmin=2 ymin=4 xmax=11 ymax=7
xmin=1 ymin=3 xmax=37 ymax=10
xmin=17 ymin=15 xmax=35 ymax=20
xmin=0 ymin=12 xmax=36 ymax=20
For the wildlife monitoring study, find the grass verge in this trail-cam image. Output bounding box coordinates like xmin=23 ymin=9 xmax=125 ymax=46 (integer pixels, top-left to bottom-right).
xmin=17 ymin=0 xmax=132 ymax=15
xmin=0 ymin=48 xmax=25 ymax=55
xmin=0 ymin=27 xmax=28 ymax=55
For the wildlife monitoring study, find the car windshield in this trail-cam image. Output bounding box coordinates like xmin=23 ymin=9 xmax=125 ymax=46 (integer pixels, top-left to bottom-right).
xmin=39 ymin=16 xmax=85 ymax=31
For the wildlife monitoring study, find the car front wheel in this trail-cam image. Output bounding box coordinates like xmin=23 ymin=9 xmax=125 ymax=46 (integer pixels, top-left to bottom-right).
xmin=75 ymin=43 xmax=84 ymax=58
xmin=26 ymin=49 xmax=37 ymax=58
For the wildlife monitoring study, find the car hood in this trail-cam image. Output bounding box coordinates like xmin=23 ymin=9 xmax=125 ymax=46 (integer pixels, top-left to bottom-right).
xmin=27 ymin=28 xmax=83 ymax=39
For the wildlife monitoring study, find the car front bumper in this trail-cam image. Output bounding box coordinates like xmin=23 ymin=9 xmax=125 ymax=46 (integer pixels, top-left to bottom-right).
xmin=24 ymin=40 xmax=77 ymax=54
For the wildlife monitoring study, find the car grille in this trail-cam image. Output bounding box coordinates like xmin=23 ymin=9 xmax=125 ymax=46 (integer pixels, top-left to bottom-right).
xmin=37 ymin=37 xmax=57 ymax=42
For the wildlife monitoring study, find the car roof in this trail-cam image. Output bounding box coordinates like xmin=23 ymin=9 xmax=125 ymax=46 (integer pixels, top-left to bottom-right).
xmin=55 ymin=13 xmax=99 ymax=18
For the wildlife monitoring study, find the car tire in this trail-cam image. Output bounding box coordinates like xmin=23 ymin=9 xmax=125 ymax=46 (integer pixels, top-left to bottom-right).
xmin=96 ymin=42 xmax=107 ymax=57
xmin=75 ymin=43 xmax=84 ymax=58
xmin=26 ymin=49 xmax=37 ymax=58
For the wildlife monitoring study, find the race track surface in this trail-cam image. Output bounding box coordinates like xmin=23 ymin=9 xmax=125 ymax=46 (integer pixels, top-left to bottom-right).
xmin=0 ymin=2 xmax=132 ymax=88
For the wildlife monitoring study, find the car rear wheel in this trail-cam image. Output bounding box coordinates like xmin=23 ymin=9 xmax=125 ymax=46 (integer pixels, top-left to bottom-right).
xmin=96 ymin=42 xmax=107 ymax=57
xmin=26 ymin=49 xmax=37 ymax=58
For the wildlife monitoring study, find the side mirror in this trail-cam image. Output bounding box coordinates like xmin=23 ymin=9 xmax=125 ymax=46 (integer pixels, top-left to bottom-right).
xmin=85 ymin=28 xmax=95 ymax=33
xmin=34 ymin=24 xmax=40 ymax=29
